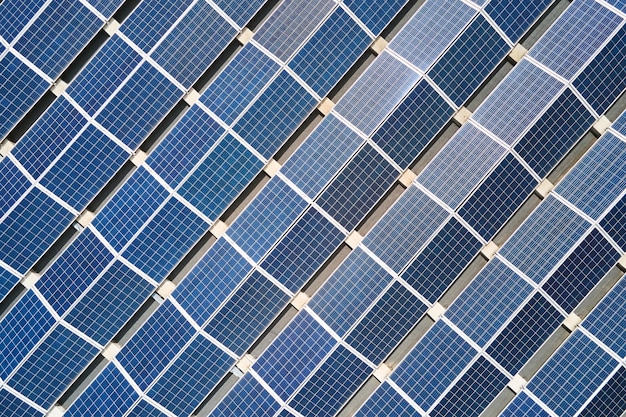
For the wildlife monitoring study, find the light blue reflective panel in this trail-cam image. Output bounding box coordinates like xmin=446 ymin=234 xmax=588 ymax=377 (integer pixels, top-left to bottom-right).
xmin=281 ymin=114 xmax=364 ymax=199
xmin=0 ymin=158 xmax=31 ymax=217
xmin=355 ymin=381 xmax=421 ymax=417
xmin=446 ymin=258 xmax=533 ymax=347
xmin=211 ymin=0 xmax=265 ymax=27
xmin=402 ymin=217 xmax=482 ymax=303
xmin=146 ymin=106 xmax=225 ymax=187
xmin=499 ymin=392 xmax=551 ymax=417
xmin=200 ymin=43 xmax=280 ymax=125
xmin=12 ymin=96 xmax=87 ymax=178
xmin=205 ymin=271 xmax=290 ymax=356
xmin=614 ymin=110 xmax=626 ymax=135
xmin=65 ymin=364 xmax=138 ymax=417
xmin=260 ymin=206 xmax=346 ymax=293
xmin=530 ymin=0 xmax=622 ymax=80
xmin=117 ymin=300 xmax=195 ymax=390
xmin=335 ymin=51 xmax=420 ymax=136
xmin=473 ymin=60 xmax=564 ymax=146
xmin=0 ymin=388 xmax=41 ymax=417
xmin=528 ymin=331 xmax=618 ymax=417
xmin=178 ymin=133 xmax=264 ymax=221
xmin=36 ymin=228 xmax=114 ymax=314
xmin=430 ymin=356 xmax=508 ymax=417
xmin=500 ymin=195 xmax=590 ymax=283
xmin=0 ymin=267 xmax=19 ymax=303
xmin=346 ymin=281 xmax=428 ymax=364
xmin=64 ymin=261 xmax=154 ymax=345
xmin=95 ymin=62 xmax=183 ymax=149
xmin=122 ymin=197 xmax=210 ymax=281
xmin=120 ymin=0 xmax=194 ymax=52
xmin=0 ymin=187 xmax=74 ymax=274
xmin=485 ymin=293 xmax=563 ymax=375
xmin=209 ymin=373 xmax=281 ymax=417
xmin=316 ymin=143 xmax=398 ymax=230
xmin=254 ymin=0 xmax=335 ymax=61
xmin=583 ymin=275 xmax=626 ymax=357
xmin=86 ymin=0 xmax=124 ymax=17
xmin=514 ymin=88 xmax=595 ymax=178
xmin=344 ymin=0 xmax=407 ymax=34
xmin=458 ymin=153 xmax=538 ymax=240
xmin=372 ymin=78 xmax=455 ymax=167
xmin=253 ymin=311 xmax=336 ymax=401
xmin=127 ymin=400 xmax=167 ymax=417
xmin=148 ymin=335 xmax=234 ymax=416
xmin=578 ymin=366 xmax=626 ymax=417
xmin=13 ymin=0 xmax=101 ymax=78
xmin=39 ymin=124 xmax=128 ymax=210
xmin=390 ymin=0 xmax=476 ymax=71
xmin=429 ymin=14 xmax=510 ymax=106
xmin=233 ymin=71 xmax=317 ymax=159
xmin=93 ymin=166 xmax=169 ymax=252
xmin=364 ymin=186 xmax=449 ymax=273
xmin=391 ymin=320 xmax=476 ymax=410
xmin=543 ymin=229 xmax=619 ymax=312
xmin=67 ymin=35 xmax=142 ymax=116
xmin=418 ymin=123 xmax=506 ymax=209
xmin=0 ymin=52 xmax=50 ymax=139
xmin=600 ymin=192 xmax=626 ymax=250
xmin=289 ymin=345 xmax=371 ymax=417
xmin=288 ymin=7 xmax=371 ymax=97
xmin=8 ymin=325 xmax=99 ymax=408
xmin=557 ymin=135 xmax=626 ymax=219
xmin=227 ymin=176 xmax=308 ymax=262
xmin=485 ymin=0 xmax=553 ymax=42
xmin=173 ymin=239 xmax=253 ymax=326
xmin=309 ymin=248 xmax=394 ymax=337
xmin=0 ymin=0 xmax=47 ymax=42
xmin=0 ymin=291 xmax=56 ymax=380
xmin=152 ymin=2 xmax=236 ymax=88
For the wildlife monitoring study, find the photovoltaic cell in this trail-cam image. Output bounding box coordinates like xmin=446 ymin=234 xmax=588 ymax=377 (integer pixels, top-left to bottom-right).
xmin=0 ymin=158 xmax=31 ymax=217
xmin=599 ymin=193 xmax=626 ymax=251
xmin=208 ymin=373 xmax=281 ymax=417
xmin=0 ymin=389 xmax=40 ymax=417
xmin=578 ymin=366 xmax=626 ymax=417
xmin=127 ymin=400 xmax=167 ymax=417
xmin=582 ymin=276 xmax=626 ymax=358
xmin=0 ymin=267 xmax=19 ymax=303
xmin=355 ymin=382 xmax=421 ymax=417
xmin=86 ymin=0 xmax=125 ymax=17
xmin=211 ymin=0 xmax=266 ymax=27
xmin=499 ymin=392 xmax=551 ymax=417
xmin=605 ymin=0 xmax=626 ymax=11
xmin=485 ymin=0 xmax=553 ymax=42
xmin=0 ymin=0 xmax=47 ymax=42
xmin=344 ymin=0 xmax=407 ymax=34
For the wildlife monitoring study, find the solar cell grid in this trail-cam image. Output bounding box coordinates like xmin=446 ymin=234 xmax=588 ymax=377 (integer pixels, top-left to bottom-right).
xmin=498 ymin=392 xmax=551 ymax=417
xmin=126 ymin=400 xmax=167 ymax=417
xmin=343 ymin=0 xmax=408 ymax=35
xmin=578 ymin=366 xmax=626 ymax=417
xmin=0 ymin=389 xmax=40 ymax=417
xmin=354 ymin=382 xmax=421 ymax=417
xmin=582 ymin=276 xmax=626 ymax=358
xmin=0 ymin=158 xmax=31 ymax=218
xmin=485 ymin=0 xmax=554 ymax=42
xmin=211 ymin=0 xmax=267 ymax=27
xmin=0 ymin=266 xmax=20 ymax=303
xmin=0 ymin=0 xmax=47 ymax=42
xmin=208 ymin=373 xmax=281 ymax=417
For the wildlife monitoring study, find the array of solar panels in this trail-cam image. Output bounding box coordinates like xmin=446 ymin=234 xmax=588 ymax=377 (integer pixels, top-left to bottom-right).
xmin=0 ymin=0 xmax=625 ymax=416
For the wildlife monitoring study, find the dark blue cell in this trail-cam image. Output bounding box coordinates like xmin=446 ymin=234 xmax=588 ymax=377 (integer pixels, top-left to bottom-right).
xmin=355 ymin=382 xmax=421 ymax=417
xmin=578 ymin=366 xmax=626 ymax=417
xmin=127 ymin=400 xmax=168 ymax=417
xmin=485 ymin=0 xmax=553 ymax=42
xmin=600 ymin=193 xmax=626 ymax=250
xmin=0 ymin=388 xmax=41 ymax=417
xmin=0 ymin=158 xmax=31 ymax=217
xmin=212 ymin=0 xmax=266 ymax=27
xmin=0 ymin=268 xmax=19 ymax=304
xmin=344 ymin=0 xmax=408 ymax=34
xmin=0 ymin=0 xmax=47 ymax=42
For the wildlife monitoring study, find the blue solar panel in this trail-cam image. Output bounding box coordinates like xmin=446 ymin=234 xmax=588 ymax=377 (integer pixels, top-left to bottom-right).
xmin=0 ymin=389 xmax=40 ymax=417
xmin=344 ymin=0 xmax=407 ymax=34
xmin=260 ymin=207 xmax=346 ymax=292
xmin=178 ymin=133 xmax=264 ymax=221
xmin=392 ymin=320 xmax=476 ymax=411
xmin=316 ymin=143 xmax=398 ymax=230
xmin=289 ymin=345 xmax=371 ymax=417
xmin=233 ymin=70 xmax=317 ymax=159
xmin=364 ymin=186 xmax=449 ymax=273
xmin=485 ymin=0 xmax=553 ymax=42
xmin=13 ymin=0 xmax=101 ymax=78
xmin=288 ymin=7 xmax=371 ymax=97
xmin=281 ymin=114 xmax=364 ymax=199
xmin=310 ymin=248 xmax=394 ymax=336
xmin=39 ymin=124 xmax=128 ymax=210
xmin=499 ymin=392 xmax=551 ymax=417
xmin=117 ymin=300 xmax=195 ymax=390
xmin=0 ymin=0 xmax=47 ymax=42
xmin=486 ymin=292 xmax=562 ymax=374
xmin=147 ymin=335 xmax=234 ymax=416
xmin=200 ymin=43 xmax=280 ymax=125
xmin=446 ymin=258 xmax=533 ymax=347
xmin=499 ymin=196 xmax=590 ymax=283
xmin=127 ymin=400 xmax=167 ymax=417
xmin=599 ymin=193 xmax=626 ymax=251
xmin=355 ymin=382 xmax=421 ymax=417
xmin=0 ymin=267 xmax=19 ymax=303
xmin=0 ymin=187 xmax=74 ymax=274
xmin=8 ymin=325 xmax=99 ymax=408
xmin=87 ymin=0 xmax=125 ymax=17
xmin=254 ymin=311 xmax=336 ymax=401
xmin=67 ymin=35 xmax=142 ymax=116
xmin=0 ymin=158 xmax=31 ymax=217
xmin=205 ymin=271 xmax=290 ymax=355
xmin=614 ymin=111 xmax=626 ymax=135
xmin=36 ymin=228 xmax=114 ymax=315
xmin=429 ymin=14 xmax=509 ymax=106
xmin=122 ymin=197 xmax=209 ymax=281
xmin=0 ymin=291 xmax=56 ymax=380
xmin=152 ymin=2 xmax=236 ymax=88
xmin=390 ymin=0 xmax=476 ymax=71
xmin=605 ymin=0 xmax=626 ymax=11
xmin=95 ymin=62 xmax=183 ymax=149
xmin=578 ymin=366 xmax=626 ymax=417
xmin=459 ymin=153 xmax=538 ymax=240
xmin=514 ymin=88 xmax=594 ymax=178
xmin=211 ymin=0 xmax=266 ymax=27
xmin=208 ymin=373 xmax=281 ymax=417
xmin=402 ymin=217 xmax=482 ymax=303
xmin=345 ymin=281 xmax=427 ymax=364
xmin=372 ymin=78 xmax=455 ymax=167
